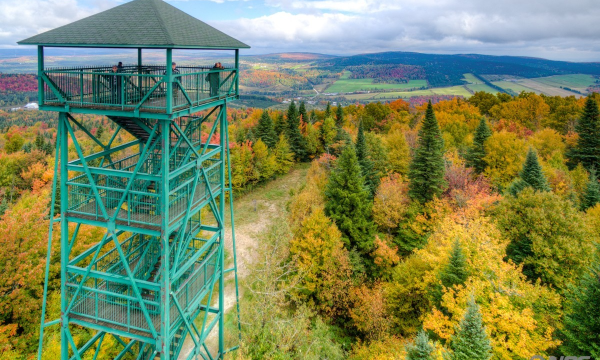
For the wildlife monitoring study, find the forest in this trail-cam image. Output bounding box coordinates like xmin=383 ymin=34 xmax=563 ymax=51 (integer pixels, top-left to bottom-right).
xmin=0 ymin=74 xmax=37 ymax=107
xmin=0 ymin=90 xmax=599 ymax=359
xmin=318 ymin=51 xmax=600 ymax=87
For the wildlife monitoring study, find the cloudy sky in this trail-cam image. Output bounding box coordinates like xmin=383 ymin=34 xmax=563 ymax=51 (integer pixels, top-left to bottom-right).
xmin=2 ymin=0 xmax=600 ymax=61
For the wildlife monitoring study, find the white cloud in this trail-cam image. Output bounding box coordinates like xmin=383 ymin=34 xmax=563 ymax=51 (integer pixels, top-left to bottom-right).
xmin=0 ymin=0 xmax=115 ymax=47
xmin=215 ymin=0 xmax=600 ymax=60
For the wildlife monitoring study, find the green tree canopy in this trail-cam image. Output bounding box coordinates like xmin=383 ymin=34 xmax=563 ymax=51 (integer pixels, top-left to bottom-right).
xmin=324 ymin=145 xmax=375 ymax=257
xmin=581 ymin=169 xmax=600 ymax=211
xmin=355 ymin=121 xmax=379 ymax=197
xmin=567 ymin=96 xmax=600 ymax=171
xmin=508 ymin=148 xmax=551 ymax=196
xmin=447 ymin=297 xmax=493 ymax=360
xmin=465 ymin=118 xmax=492 ymax=174
xmin=560 ymin=246 xmax=600 ymax=358
xmin=255 ymin=110 xmax=277 ymax=148
xmin=409 ymin=101 xmax=447 ymax=203
xmin=406 ymin=330 xmax=435 ymax=360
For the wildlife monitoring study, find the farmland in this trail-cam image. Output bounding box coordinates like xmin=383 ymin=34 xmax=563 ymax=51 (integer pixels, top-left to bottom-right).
xmin=325 ymin=71 xmax=427 ymax=93
xmin=344 ymin=85 xmax=472 ymax=101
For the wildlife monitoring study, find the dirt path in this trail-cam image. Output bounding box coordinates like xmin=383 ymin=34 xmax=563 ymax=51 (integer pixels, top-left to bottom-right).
xmin=178 ymin=165 xmax=308 ymax=359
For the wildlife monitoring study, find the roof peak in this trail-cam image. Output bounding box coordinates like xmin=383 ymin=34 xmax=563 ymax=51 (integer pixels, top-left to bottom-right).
xmin=18 ymin=0 xmax=249 ymax=49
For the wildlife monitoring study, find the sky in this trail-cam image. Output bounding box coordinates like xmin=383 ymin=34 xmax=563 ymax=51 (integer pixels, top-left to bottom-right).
xmin=1 ymin=0 xmax=600 ymax=61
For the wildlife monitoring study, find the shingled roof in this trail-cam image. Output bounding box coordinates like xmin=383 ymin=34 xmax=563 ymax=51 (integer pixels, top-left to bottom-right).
xmin=18 ymin=0 xmax=249 ymax=49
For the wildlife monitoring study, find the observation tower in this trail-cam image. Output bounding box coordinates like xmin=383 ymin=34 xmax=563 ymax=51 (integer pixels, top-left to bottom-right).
xmin=18 ymin=0 xmax=249 ymax=358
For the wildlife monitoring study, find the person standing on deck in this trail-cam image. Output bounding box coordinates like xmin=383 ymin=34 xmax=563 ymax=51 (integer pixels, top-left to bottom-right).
xmin=206 ymin=62 xmax=224 ymax=98
xmin=164 ymin=62 xmax=180 ymax=102
xmin=109 ymin=64 xmax=122 ymax=105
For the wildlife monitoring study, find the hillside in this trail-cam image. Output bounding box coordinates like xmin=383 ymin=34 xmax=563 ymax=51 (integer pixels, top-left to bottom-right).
xmin=317 ymin=51 xmax=600 ymax=87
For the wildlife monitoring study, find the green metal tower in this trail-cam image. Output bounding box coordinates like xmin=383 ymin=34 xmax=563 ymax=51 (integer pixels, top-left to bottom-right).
xmin=18 ymin=0 xmax=249 ymax=358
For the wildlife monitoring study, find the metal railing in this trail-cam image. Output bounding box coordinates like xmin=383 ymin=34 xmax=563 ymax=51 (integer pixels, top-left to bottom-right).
xmin=42 ymin=65 xmax=237 ymax=113
xmin=67 ymin=153 xmax=221 ymax=228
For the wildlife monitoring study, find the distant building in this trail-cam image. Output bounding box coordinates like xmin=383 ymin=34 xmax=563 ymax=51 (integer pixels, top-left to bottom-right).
xmin=24 ymin=102 xmax=39 ymax=110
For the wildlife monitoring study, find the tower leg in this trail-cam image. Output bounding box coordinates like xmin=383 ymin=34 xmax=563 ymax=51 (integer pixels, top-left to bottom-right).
xmin=59 ymin=112 xmax=69 ymax=360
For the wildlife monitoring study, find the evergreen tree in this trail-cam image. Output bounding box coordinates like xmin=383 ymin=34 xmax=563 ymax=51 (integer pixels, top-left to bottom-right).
xmin=335 ymin=105 xmax=344 ymax=127
xmin=95 ymin=125 xmax=104 ymax=140
xmin=255 ymin=110 xmax=277 ymax=148
xmin=406 ymin=330 xmax=435 ymax=360
xmin=309 ymin=109 xmax=317 ymax=124
xmin=440 ymin=240 xmax=469 ymax=288
xmin=299 ymin=101 xmax=308 ymax=124
xmin=321 ymin=116 xmax=337 ymax=152
xmin=465 ymin=118 xmax=492 ymax=174
xmin=408 ymin=101 xmax=447 ymax=203
xmin=581 ymin=169 xmax=600 ymax=211
xmin=508 ymin=148 xmax=551 ymax=196
xmin=324 ymin=146 xmax=375 ymax=257
xmin=355 ymin=121 xmax=379 ymax=197
xmin=432 ymin=240 xmax=469 ymax=307
xmin=567 ymin=96 xmax=600 ymax=171
xmin=447 ymin=297 xmax=493 ymax=360
xmin=561 ymin=246 xmax=600 ymax=359
xmin=274 ymin=112 xmax=286 ymax=135
xmin=324 ymin=102 xmax=332 ymax=119
xmin=245 ymin=127 xmax=256 ymax=142
xmin=286 ymin=101 xmax=307 ymax=161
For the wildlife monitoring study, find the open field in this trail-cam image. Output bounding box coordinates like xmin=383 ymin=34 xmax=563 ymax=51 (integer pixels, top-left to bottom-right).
xmin=466 ymin=84 xmax=499 ymax=93
xmin=515 ymin=78 xmax=583 ymax=96
xmin=492 ymin=80 xmax=542 ymax=95
xmin=326 ymin=71 xmax=428 ymax=93
xmin=533 ymin=74 xmax=597 ymax=92
xmin=343 ymin=85 xmax=472 ymax=100
xmin=462 ymin=73 xmax=482 ymax=84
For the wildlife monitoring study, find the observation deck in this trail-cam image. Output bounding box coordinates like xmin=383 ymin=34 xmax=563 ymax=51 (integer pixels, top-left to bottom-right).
xmin=40 ymin=64 xmax=238 ymax=119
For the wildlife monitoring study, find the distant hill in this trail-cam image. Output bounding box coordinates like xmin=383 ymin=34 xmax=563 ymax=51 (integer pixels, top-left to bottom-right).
xmin=245 ymin=52 xmax=337 ymax=62
xmin=315 ymin=51 xmax=600 ymax=87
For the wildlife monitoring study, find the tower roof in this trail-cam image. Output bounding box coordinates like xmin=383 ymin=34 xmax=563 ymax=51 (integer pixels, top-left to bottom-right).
xmin=17 ymin=0 xmax=249 ymax=49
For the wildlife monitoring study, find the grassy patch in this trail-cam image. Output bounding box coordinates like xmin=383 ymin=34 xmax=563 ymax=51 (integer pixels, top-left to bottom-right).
xmin=533 ymin=74 xmax=596 ymax=91
xmin=342 ymin=86 xmax=471 ymax=101
xmin=466 ymin=84 xmax=500 ymax=93
xmin=326 ymin=73 xmax=428 ymax=93
xmin=492 ymin=81 xmax=542 ymax=95
xmin=462 ymin=73 xmax=482 ymax=84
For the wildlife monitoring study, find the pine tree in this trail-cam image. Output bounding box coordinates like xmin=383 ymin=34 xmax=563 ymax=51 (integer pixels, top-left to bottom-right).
xmin=355 ymin=121 xmax=379 ymax=197
xmin=324 ymin=102 xmax=332 ymax=119
xmin=581 ymin=169 xmax=600 ymax=211
xmin=274 ymin=112 xmax=286 ymax=135
xmin=567 ymin=96 xmax=600 ymax=171
xmin=440 ymin=240 xmax=469 ymax=288
xmin=409 ymin=101 xmax=447 ymax=203
xmin=508 ymin=148 xmax=551 ymax=196
xmin=432 ymin=240 xmax=469 ymax=307
xmin=465 ymin=118 xmax=492 ymax=174
xmin=321 ymin=116 xmax=337 ymax=152
xmin=324 ymin=146 xmax=375 ymax=256
xmin=299 ymin=101 xmax=308 ymax=124
xmin=335 ymin=105 xmax=344 ymax=127
xmin=447 ymin=297 xmax=493 ymax=360
xmin=406 ymin=330 xmax=435 ymax=360
xmin=273 ymin=134 xmax=294 ymax=175
xmin=255 ymin=110 xmax=277 ymax=148
xmin=560 ymin=246 xmax=600 ymax=358
xmin=310 ymin=109 xmax=317 ymax=124
xmin=286 ymin=101 xmax=307 ymax=161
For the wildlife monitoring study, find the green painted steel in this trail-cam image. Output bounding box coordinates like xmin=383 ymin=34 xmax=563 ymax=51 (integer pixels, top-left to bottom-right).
xmin=34 ymin=53 xmax=242 ymax=360
xmin=36 ymin=62 xmax=239 ymax=119
xmin=18 ymin=0 xmax=249 ymax=49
